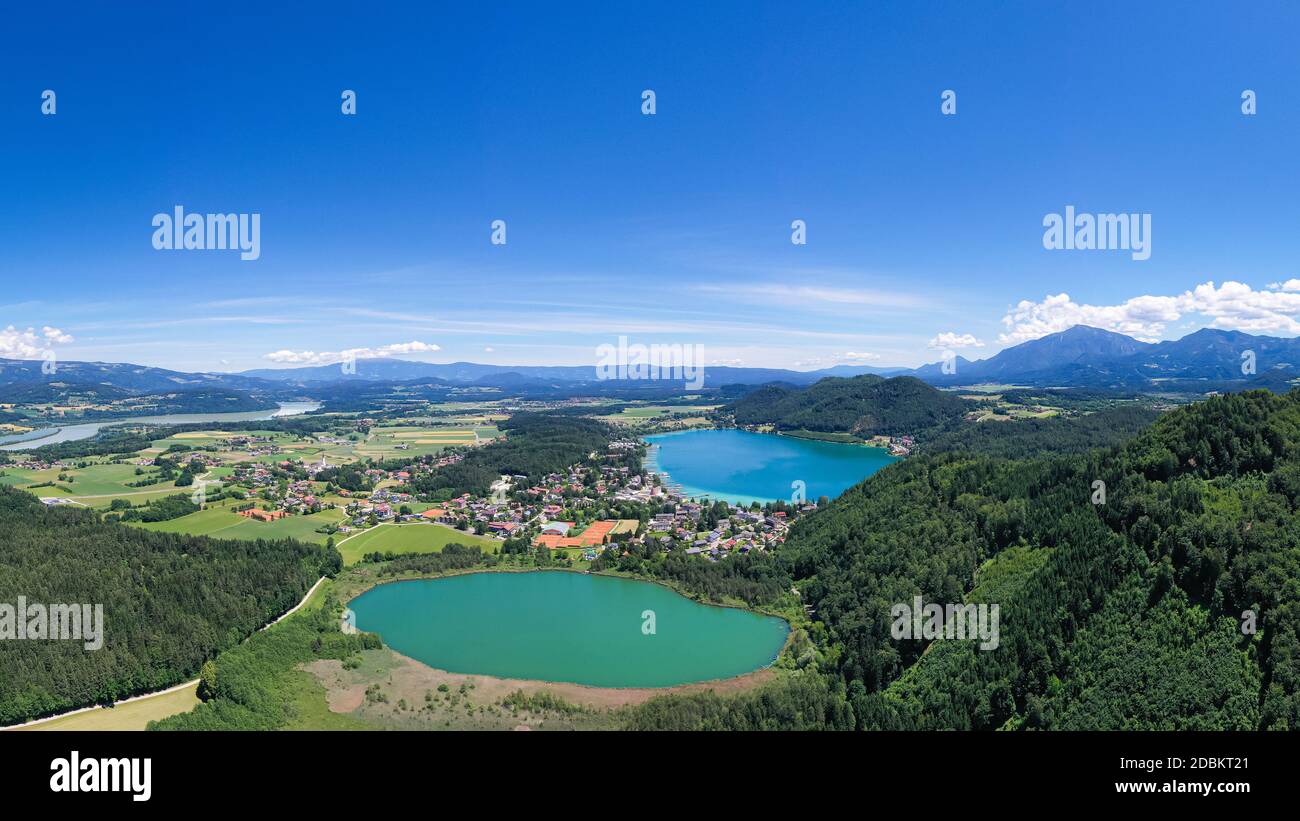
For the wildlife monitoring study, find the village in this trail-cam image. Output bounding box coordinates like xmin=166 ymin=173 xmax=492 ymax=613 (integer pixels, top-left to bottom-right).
xmin=2 ymin=419 xmax=809 ymax=567
xmin=193 ymin=434 xmax=806 ymax=562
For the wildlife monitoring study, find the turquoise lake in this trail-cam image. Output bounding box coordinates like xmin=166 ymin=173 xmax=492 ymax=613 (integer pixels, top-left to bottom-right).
xmin=349 ymin=571 xmax=790 ymax=687
xmin=644 ymin=428 xmax=898 ymax=504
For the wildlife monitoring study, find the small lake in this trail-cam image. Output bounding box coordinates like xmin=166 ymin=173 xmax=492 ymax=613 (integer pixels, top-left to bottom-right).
xmin=349 ymin=572 xmax=790 ymax=688
xmin=644 ymin=428 xmax=898 ymax=505
xmin=0 ymin=401 xmax=320 ymax=451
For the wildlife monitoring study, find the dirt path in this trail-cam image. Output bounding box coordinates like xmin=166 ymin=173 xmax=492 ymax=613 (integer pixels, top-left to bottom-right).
xmin=2 ymin=576 xmax=327 ymax=731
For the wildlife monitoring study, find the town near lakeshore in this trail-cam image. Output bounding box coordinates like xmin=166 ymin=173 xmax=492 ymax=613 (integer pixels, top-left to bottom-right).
xmin=0 ymin=397 xmax=817 ymax=573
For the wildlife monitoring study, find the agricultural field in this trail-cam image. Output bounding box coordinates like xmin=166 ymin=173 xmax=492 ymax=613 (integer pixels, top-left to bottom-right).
xmin=336 ymin=522 xmax=499 ymax=564
xmin=132 ymin=504 xmax=347 ymax=544
xmin=0 ymin=462 xmax=191 ymax=507
xmin=349 ymin=424 xmax=494 ymax=460
xmin=15 ymin=682 xmax=201 ymax=732
xmin=595 ymin=402 xmax=720 ymax=427
xmin=970 ymin=404 xmax=1061 ymax=422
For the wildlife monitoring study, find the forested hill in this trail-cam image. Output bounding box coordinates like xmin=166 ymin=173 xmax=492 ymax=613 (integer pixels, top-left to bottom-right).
xmin=779 ymin=389 xmax=1300 ymax=730
xmin=407 ymin=413 xmax=617 ymax=498
xmin=723 ymin=375 xmax=971 ymax=436
xmin=627 ymin=389 xmax=1300 ymax=730
xmin=0 ymin=488 xmax=340 ymax=726
xmin=922 ymin=405 xmax=1161 ymax=459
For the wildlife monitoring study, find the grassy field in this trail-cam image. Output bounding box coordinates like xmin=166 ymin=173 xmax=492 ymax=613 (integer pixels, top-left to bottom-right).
xmin=781 ymin=429 xmax=865 ymax=443
xmin=347 ymin=424 xmax=492 ymax=460
xmin=971 ymin=405 xmax=1061 ymax=422
xmin=0 ymin=464 xmax=199 ymax=510
xmin=132 ymin=505 xmax=347 ymax=544
xmin=337 ymin=522 xmax=499 ymax=564
xmin=0 ymin=463 xmax=167 ymax=497
xmin=15 ymin=682 xmax=200 ymax=731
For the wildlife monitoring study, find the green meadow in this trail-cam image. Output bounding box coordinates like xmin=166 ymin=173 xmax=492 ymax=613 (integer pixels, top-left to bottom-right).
xmin=0 ymin=463 xmax=179 ymax=502
xmin=132 ymin=505 xmax=347 ymax=544
xmin=336 ymin=522 xmax=499 ymax=564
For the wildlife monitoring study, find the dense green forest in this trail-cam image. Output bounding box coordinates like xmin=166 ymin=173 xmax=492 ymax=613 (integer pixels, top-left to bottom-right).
xmin=150 ymin=597 xmax=381 ymax=731
xmin=628 ymin=390 xmax=1300 ymax=730
xmin=408 ymin=413 xmax=615 ymax=496
xmin=724 ymin=375 xmax=970 ymax=436
xmin=923 ymin=405 xmax=1160 ymax=459
xmin=590 ymin=541 xmax=791 ymax=605
xmin=0 ymin=488 xmax=340 ymax=725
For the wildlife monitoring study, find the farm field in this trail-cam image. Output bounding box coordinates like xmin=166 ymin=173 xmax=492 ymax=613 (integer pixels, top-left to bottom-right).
xmin=350 ymin=424 xmax=494 ymax=460
xmin=971 ymin=405 xmax=1061 ymax=422
xmin=595 ymin=403 xmax=720 ymax=425
xmin=0 ymin=463 xmax=184 ymax=505
xmin=133 ymin=505 xmax=347 ymax=544
xmin=14 ymin=682 xmax=201 ymax=731
xmin=336 ymin=522 xmax=499 ymax=564
xmin=0 ymin=467 xmax=62 ymax=487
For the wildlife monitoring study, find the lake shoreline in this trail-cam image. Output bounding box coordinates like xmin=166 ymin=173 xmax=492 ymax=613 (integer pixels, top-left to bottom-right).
xmin=311 ymin=645 xmax=782 ymax=717
xmin=344 ymin=564 xmax=797 ymax=625
xmin=341 ymin=566 xmax=794 ymax=691
xmin=643 ymin=426 xmax=899 ymax=505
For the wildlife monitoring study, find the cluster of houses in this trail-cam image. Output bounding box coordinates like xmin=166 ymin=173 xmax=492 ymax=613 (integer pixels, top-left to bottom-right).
xmin=7 ymin=458 xmax=59 ymax=471
xmin=868 ymin=434 xmax=916 ymax=456
xmin=643 ymin=504 xmax=803 ymax=561
xmin=342 ymin=487 xmax=417 ymax=528
xmin=220 ymin=434 xmax=280 ymax=458
xmin=231 ymin=462 xmax=278 ymax=491
xmin=888 ymin=435 xmax=915 ymax=456
xmin=418 ymin=491 xmax=530 ymax=536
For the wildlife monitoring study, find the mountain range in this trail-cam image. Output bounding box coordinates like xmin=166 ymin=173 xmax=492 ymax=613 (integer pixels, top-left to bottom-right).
xmin=913 ymin=325 xmax=1300 ymax=389
xmin=1 ymin=325 xmax=1296 ymax=401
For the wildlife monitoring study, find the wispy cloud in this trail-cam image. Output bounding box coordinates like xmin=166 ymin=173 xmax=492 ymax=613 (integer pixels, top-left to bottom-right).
xmin=693 ymin=282 xmax=929 ymax=311
xmin=262 ymin=340 xmax=441 ymax=366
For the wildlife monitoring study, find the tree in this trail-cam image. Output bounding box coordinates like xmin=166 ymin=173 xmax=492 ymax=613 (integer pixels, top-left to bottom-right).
xmin=197 ymin=661 xmax=219 ymax=701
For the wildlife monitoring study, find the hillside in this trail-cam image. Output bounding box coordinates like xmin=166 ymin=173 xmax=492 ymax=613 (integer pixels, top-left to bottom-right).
xmin=917 ymin=325 xmax=1300 ymax=389
xmin=627 ymin=389 xmax=1300 ymax=730
xmin=0 ymin=488 xmax=340 ymax=726
xmin=724 ymin=375 xmax=971 ymax=436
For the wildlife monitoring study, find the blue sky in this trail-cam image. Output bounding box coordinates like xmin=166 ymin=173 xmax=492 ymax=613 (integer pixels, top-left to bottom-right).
xmin=3 ymin=1 xmax=1300 ymax=372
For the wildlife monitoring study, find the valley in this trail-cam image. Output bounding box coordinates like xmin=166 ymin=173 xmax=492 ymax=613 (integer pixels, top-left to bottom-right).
xmin=0 ymin=337 xmax=1296 ymax=734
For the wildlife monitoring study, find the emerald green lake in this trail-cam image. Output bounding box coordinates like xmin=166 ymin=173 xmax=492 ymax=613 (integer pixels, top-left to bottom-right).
xmin=349 ymin=572 xmax=790 ymax=687
xmin=645 ymin=428 xmax=899 ymax=504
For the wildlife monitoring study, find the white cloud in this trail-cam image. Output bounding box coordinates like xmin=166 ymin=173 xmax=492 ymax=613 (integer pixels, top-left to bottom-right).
xmin=0 ymin=326 xmax=74 ymax=359
xmin=927 ymin=332 xmax=985 ymax=350
xmin=483 ymin=346 xmax=495 ymax=353
xmin=841 ymin=351 xmax=882 ymax=361
xmin=262 ymin=340 xmax=441 ymax=366
xmin=999 ymin=281 xmax=1300 ymax=344
xmin=709 ymin=358 xmax=744 ymax=366
xmin=1000 ymin=292 xmax=1180 ymax=344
